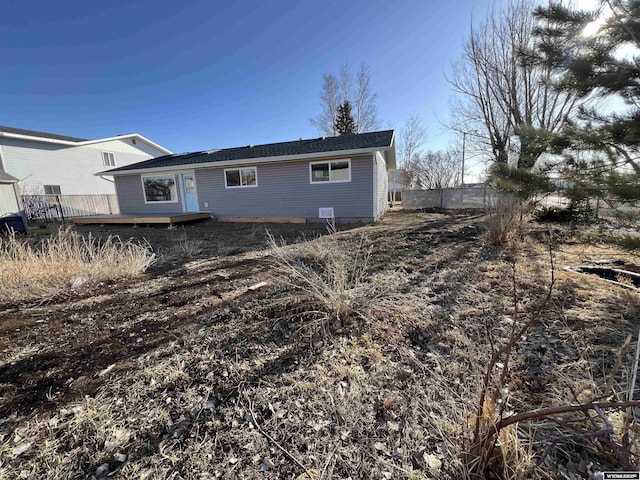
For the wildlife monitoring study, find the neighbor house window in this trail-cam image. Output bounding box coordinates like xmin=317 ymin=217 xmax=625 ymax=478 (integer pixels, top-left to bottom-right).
xmin=102 ymin=151 xmax=116 ymax=167
xmin=44 ymin=185 xmax=61 ymax=195
xmin=310 ymin=159 xmax=351 ymax=183
xmin=142 ymin=174 xmax=178 ymax=203
xmin=224 ymin=167 xmax=257 ymax=188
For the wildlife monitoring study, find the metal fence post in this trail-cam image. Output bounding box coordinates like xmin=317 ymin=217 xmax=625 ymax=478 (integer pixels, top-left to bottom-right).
xmin=56 ymin=195 xmax=65 ymax=225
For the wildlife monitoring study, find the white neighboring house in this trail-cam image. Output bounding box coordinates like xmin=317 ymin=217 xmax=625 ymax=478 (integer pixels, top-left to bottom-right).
xmin=0 ymin=126 xmax=172 ymax=195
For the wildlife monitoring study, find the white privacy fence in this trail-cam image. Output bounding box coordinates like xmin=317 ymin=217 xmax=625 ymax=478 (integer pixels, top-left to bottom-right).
xmin=22 ymin=194 xmax=119 ymax=221
xmin=403 ymin=186 xmax=500 ymax=209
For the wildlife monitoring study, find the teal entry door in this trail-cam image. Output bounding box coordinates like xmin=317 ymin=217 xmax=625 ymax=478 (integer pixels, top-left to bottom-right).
xmin=181 ymin=173 xmax=198 ymax=212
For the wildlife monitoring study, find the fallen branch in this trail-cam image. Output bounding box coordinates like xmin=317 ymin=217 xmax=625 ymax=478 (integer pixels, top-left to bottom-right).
xmin=623 ymin=325 xmax=640 ymax=449
xmin=470 ymin=401 xmax=640 ymax=474
xmin=495 ymin=400 xmax=640 ymax=432
xmin=244 ymin=391 xmax=311 ymax=477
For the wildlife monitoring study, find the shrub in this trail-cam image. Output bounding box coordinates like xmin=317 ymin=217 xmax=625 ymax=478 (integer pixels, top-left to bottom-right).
xmin=267 ymin=231 xmax=386 ymax=325
xmin=485 ymin=196 xmax=522 ymax=247
xmin=0 ymin=228 xmax=155 ymax=302
xmin=619 ymin=235 xmax=640 ymax=251
xmin=534 ymin=206 xmax=579 ymax=223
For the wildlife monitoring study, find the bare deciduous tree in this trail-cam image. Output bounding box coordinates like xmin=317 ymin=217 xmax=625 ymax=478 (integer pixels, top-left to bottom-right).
xmin=310 ymin=64 xmax=380 ymax=136
xmin=353 ymin=65 xmax=380 ymax=133
xmin=397 ymin=114 xmax=427 ymax=168
xmin=310 ymin=73 xmax=341 ymax=137
xmin=404 ymin=149 xmax=461 ymax=189
xmin=448 ymin=0 xmax=580 ymax=169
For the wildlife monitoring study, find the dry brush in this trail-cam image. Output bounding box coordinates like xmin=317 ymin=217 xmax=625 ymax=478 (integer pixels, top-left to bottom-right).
xmin=0 ymin=228 xmax=154 ymax=303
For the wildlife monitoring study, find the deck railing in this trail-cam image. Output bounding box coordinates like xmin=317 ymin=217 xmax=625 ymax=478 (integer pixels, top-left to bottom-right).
xmin=21 ymin=194 xmax=119 ymax=222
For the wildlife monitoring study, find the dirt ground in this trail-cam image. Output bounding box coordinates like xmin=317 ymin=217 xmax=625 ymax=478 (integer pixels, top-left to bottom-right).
xmin=1 ymin=211 xmax=639 ymax=479
xmin=72 ymin=220 xmax=361 ymax=274
xmin=0 ymin=219 xmax=355 ymax=418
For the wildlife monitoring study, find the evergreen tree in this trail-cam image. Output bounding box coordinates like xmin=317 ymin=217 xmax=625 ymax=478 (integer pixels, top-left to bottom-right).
xmin=523 ymin=1 xmax=640 ymax=211
xmin=334 ymin=100 xmax=357 ymax=135
xmin=310 ymin=64 xmax=379 ymax=136
xmin=533 ymin=1 xmax=640 ymax=176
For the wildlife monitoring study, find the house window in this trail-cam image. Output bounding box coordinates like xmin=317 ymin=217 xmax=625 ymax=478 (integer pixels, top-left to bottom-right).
xmin=131 ymin=138 xmax=137 ymax=145
xmin=102 ymin=151 xmax=116 ymax=167
xmin=310 ymin=159 xmax=351 ymax=183
xmin=224 ymin=167 xmax=257 ymax=188
xmin=142 ymin=174 xmax=178 ymax=203
xmin=44 ymin=185 xmax=61 ymax=195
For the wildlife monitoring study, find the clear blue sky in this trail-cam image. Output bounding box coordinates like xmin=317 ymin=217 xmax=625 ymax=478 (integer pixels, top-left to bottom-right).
xmin=1 ymin=0 xmax=497 ymax=155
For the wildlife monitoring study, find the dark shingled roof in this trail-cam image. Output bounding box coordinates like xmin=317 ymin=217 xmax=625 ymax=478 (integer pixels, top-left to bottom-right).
xmin=0 ymin=171 xmax=19 ymax=183
xmin=105 ymin=130 xmax=394 ymax=173
xmin=0 ymin=125 xmax=87 ymax=143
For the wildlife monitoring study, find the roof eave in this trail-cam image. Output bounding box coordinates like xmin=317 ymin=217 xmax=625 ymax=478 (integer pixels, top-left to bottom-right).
xmin=78 ymin=134 xmax=173 ymax=155
xmin=385 ymin=131 xmax=397 ymax=170
xmin=0 ymin=131 xmax=172 ymax=155
xmin=99 ymin=144 xmax=393 ymax=176
xmin=0 ymin=131 xmax=79 ymax=146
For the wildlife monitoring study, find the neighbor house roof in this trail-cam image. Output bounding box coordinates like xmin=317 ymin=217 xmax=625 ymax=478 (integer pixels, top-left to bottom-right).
xmin=0 ymin=125 xmax=172 ymax=155
xmin=0 ymin=171 xmax=19 ymax=183
xmin=102 ymin=130 xmax=396 ymax=175
xmin=0 ymin=125 xmax=87 ymax=142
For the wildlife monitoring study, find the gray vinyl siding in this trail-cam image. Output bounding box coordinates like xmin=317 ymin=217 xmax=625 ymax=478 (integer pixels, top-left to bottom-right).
xmin=375 ymin=152 xmax=388 ymax=219
xmin=195 ymin=154 xmax=374 ymax=219
xmin=115 ymin=174 xmax=185 ymax=214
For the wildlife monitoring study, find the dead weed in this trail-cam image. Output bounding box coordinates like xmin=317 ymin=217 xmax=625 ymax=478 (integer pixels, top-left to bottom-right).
xmin=0 ymin=227 xmax=154 ymax=303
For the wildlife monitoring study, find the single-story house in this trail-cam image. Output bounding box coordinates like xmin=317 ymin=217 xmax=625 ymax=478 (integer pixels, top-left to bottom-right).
xmin=0 ymin=125 xmax=172 ymax=196
xmin=0 ymin=171 xmax=27 ymax=232
xmin=101 ymin=130 xmax=396 ymax=223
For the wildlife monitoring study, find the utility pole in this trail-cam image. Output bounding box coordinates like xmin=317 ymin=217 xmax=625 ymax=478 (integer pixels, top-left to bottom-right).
xmin=461 ymin=131 xmax=466 ymax=187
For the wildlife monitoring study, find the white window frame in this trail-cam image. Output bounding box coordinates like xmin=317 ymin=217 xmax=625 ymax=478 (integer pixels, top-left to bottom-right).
xmin=309 ymin=159 xmax=351 ymax=184
xmin=44 ymin=184 xmax=62 ymax=195
xmin=102 ymin=151 xmax=116 ymax=167
xmin=141 ymin=174 xmax=179 ymax=204
xmin=224 ymin=166 xmax=258 ymax=189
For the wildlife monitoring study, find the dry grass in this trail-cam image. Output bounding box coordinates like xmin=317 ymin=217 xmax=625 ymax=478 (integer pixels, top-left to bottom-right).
xmin=267 ymin=231 xmax=392 ymax=328
xmin=174 ymin=227 xmax=204 ymax=257
xmin=0 ymin=213 xmax=638 ymax=479
xmin=485 ymin=197 xmax=522 ymax=247
xmin=0 ymin=227 xmax=154 ymax=302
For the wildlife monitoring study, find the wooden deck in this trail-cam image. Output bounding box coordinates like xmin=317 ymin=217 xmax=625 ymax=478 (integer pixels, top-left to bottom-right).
xmin=72 ymin=212 xmax=211 ymax=225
